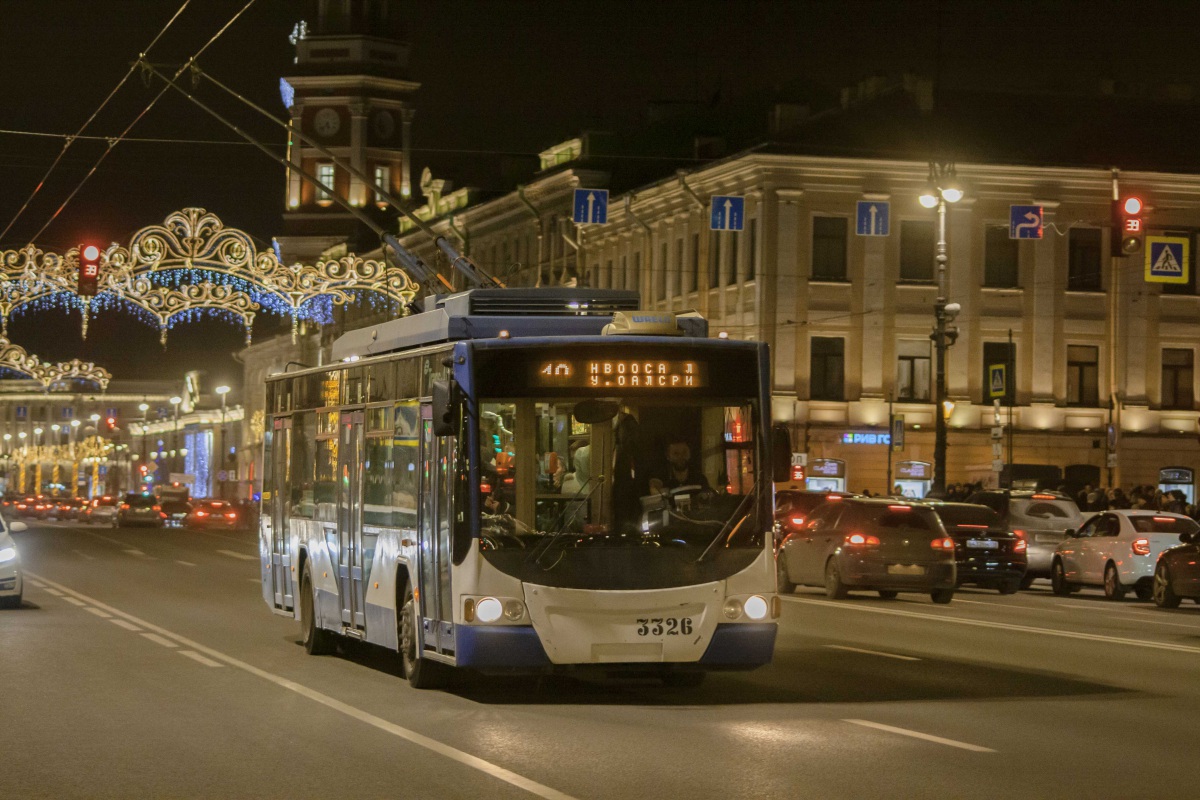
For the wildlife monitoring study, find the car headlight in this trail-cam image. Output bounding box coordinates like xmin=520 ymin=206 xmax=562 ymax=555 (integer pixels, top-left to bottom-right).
xmin=0 ymin=546 xmax=17 ymax=564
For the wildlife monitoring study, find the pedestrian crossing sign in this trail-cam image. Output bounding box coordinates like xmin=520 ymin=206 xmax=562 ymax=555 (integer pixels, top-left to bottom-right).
xmin=988 ymin=364 xmax=1007 ymax=399
xmin=1145 ymin=236 xmax=1189 ymax=284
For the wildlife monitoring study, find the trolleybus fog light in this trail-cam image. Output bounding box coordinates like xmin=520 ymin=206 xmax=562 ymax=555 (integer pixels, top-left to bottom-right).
xmin=503 ymin=599 xmax=525 ymax=621
xmin=476 ymin=597 xmax=504 ymax=623
xmin=744 ymin=595 xmax=769 ymax=620
xmin=723 ymin=598 xmax=743 ymax=620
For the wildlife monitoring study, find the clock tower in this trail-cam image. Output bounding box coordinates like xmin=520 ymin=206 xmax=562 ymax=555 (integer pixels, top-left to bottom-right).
xmin=277 ymin=0 xmax=418 ymax=263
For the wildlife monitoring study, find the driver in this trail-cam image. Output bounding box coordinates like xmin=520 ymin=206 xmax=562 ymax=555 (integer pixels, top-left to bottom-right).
xmin=650 ymin=437 xmax=712 ymax=495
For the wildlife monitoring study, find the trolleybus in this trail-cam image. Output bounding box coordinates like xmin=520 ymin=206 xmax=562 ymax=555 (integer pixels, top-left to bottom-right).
xmin=259 ymin=288 xmax=779 ymax=687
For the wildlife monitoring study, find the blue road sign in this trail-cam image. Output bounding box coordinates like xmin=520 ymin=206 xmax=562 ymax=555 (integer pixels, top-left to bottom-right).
xmin=572 ymin=188 xmax=608 ymax=225
xmin=1009 ymin=205 xmax=1043 ymax=239
xmin=855 ymin=200 xmax=890 ymax=236
xmin=710 ymin=195 xmax=745 ymax=231
xmin=1145 ymin=236 xmax=1190 ymax=284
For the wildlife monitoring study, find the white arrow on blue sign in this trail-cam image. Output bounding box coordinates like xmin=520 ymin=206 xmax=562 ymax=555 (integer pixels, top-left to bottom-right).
xmin=710 ymin=195 xmax=745 ymax=231
xmin=572 ymin=188 xmax=608 ymax=225
xmin=1009 ymin=205 xmax=1043 ymax=239
xmin=855 ymin=200 xmax=890 ymax=236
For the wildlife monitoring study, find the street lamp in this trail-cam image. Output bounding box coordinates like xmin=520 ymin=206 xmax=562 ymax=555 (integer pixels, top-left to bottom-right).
xmin=920 ymin=163 xmax=964 ymax=495
xmin=215 ymin=385 xmax=230 ymax=499
xmin=170 ymin=396 xmax=182 ymax=476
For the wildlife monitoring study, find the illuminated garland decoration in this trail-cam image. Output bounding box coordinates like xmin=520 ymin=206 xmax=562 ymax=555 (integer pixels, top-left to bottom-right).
xmin=0 ymin=207 xmax=417 ymax=345
xmin=0 ymin=336 xmax=111 ymax=390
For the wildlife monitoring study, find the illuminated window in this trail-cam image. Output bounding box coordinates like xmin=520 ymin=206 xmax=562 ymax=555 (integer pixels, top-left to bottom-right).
xmin=373 ymin=164 xmax=390 ymax=207
xmin=316 ymin=162 xmax=335 ymax=205
xmin=1066 ymin=345 xmax=1099 ymax=407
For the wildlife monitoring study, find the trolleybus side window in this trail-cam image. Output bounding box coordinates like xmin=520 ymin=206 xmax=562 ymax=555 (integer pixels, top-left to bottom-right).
xmin=288 ymin=411 xmax=318 ymax=520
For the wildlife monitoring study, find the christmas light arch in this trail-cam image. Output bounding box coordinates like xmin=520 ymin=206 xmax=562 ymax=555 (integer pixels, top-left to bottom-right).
xmin=0 ymin=336 xmax=112 ymax=390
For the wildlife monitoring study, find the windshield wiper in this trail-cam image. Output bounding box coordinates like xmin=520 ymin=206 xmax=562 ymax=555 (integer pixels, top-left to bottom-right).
xmin=697 ymin=488 xmax=758 ymax=563
xmin=527 ymin=475 xmax=607 ymax=568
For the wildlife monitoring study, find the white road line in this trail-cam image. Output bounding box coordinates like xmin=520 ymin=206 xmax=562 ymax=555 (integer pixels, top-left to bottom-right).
xmin=950 ymin=598 xmax=1065 ymax=613
xmin=844 ymin=719 xmax=996 ymax=753
xmin=783 ymin=596 xmax=1200 ymax=655
xmin=175 ymin=560 xmax=197 ymax=567
xmin=124 ymin=549 xmax=146 ymax=557
xmin=63 ymin=596 xmax=87 ymax=607
xmin=217 ymin=549 xmax=256 ymax=561
xmin=178 ymin=650 xmax=223 ymax=668
xmin=109 ymin=619 xmax=142 ymax=632
xmin=25 ymin=579 xmax=44 ymax=588
xmin=141 ymin=633 xmax=178 ymax=649
xmin=25 ymin=570 xmax=578 ymax=800
xmin=84 ymin=607 xmax=114 ymax=619
xmin=824 ymin=644 xmax=920 ymax=661
xmin=43 ymin=587 xmax=63 ymax=597
xmin=72 ymin=549 xmax=97 ymax=561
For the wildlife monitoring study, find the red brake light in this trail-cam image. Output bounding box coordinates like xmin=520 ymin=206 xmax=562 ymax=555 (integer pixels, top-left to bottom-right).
xmin=1013 ymin=529 xmax=1027 ymax=539
xmin=887 ymin=504 xmax=912 ymax=512
xmin=1132 ymin=537 xmax=1151 ymax=556
xmin=196 ymin=510 xmax=208 ymax=517
xmin=1013 ymin=538 xmax=1027 ymax=553
xmin=1031 ymin=494 xmax=1056 ymax=500
xmin=789 ymin=515 xmax=805 ymax=528
xmin=827 ymin=494 xmax=843 ymax=501
xmin=958 ymin=523 xmax=989 ymax=529
xmin=931 ymin=537 xmax=956 ymax=551
xmin=225 ymin=512 xmax=237 ymax=519
xmin=152 ymin=505 xmax=161 ymax=511
xmin=1152 ymin=516 xmax=1175 ymax=523
xmin=120 ymin=504 xmax=130 ymax=510
xmin=845 ymin=533 xmax=880 ymax=546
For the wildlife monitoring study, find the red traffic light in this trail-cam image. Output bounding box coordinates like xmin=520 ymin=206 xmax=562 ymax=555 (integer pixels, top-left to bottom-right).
xmin=82 ymin=244 xmax=100 ymax=261
xmin=106 ymin=417 xmax=116 ymax=428
xmin=78 ymin=244 xmax=101 ymax=296
xmin=1123 ymin=197 xmax=1143 ymax=215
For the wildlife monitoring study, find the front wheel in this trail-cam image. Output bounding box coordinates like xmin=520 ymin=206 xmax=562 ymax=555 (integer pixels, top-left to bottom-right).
xmin=776 ymin=558 xmax=796 ymax=594
xmin=1153 ymin=562 xmax=1182 ymax=609
xmin=930 ymin=588 xmax=954 ymax=604
xmin=1103 ymin=563 xmax=1127 ymax=601
xmin=300 ymin=565 xmax=336 ymax=655
xmin=824 ymin=558 xmax=849 ymax=599
xmin=400 ymin=590 xmax=444 ymax=689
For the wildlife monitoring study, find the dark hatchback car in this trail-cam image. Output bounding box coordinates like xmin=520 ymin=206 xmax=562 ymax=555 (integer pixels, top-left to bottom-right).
xmin=185 ymin=500 xmax=240 ymax=531
xmin=773 ymin=490 xmax=853 ymax=550
xmin=117 ymin=493 xmax=165 ymax=528
xmin=1153 ymin=528 xmax=1200 ymax=608
xmin=777 ymin=497 xmax=958 ymax=603
xmin=924 ymin=501 xmax=1028 ymax=593
xmin=966 ymin=490 xmax=1083 ymax=587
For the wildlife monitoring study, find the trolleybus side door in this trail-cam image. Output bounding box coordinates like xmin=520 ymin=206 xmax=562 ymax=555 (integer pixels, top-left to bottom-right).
xmin=266 ymin=417 xmax=294 ymax=612
xmin=418 ymin=405 xmax=455 ymax=655
xmin=338 ymin=410 xmax=366 ymax=629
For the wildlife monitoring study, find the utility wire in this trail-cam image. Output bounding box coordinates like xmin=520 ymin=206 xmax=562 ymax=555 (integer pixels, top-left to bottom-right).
xmin=24 ymin=0 xmax=258 ymax=248
xmin=0 ymin=0 xmax=193 ymax=243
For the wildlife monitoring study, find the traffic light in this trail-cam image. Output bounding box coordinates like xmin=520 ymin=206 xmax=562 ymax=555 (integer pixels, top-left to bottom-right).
xmin=78 ymin=244 xmax=100 ymax=296
xmin=106 ymin=416 xmax=116 ymax=430
xmin=1112 ymin=195 xmax=1145 ymax=256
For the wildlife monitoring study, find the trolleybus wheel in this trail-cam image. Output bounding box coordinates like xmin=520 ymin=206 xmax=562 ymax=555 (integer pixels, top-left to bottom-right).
xmin=300 ymin=565 xmax=336 ymax=656
xmin=400 ymin=590 xmax=444 ymax=689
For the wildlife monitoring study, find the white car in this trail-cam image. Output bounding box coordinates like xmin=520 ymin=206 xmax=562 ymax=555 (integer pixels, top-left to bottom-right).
xmin=0 ymin=518 xmax=29 ymax=609
xmin=1051 ymin=510 xmax=1199 ymax=600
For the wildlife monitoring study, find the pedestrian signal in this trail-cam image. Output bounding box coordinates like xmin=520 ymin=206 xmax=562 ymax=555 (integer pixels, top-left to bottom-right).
xmin=78 ymin=244 xmax=101 ymax=296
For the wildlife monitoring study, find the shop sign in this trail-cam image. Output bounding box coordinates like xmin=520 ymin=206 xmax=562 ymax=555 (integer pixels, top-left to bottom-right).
xmin=1159 ymin=467 xmax=1194 ymax=484
xmin=840 ymin=431 xmax=890 ymax=446
xmin=896 ymin=461 xmax=932 ymax=480
xmin=809 ymin=458 xmax=845 ymax=478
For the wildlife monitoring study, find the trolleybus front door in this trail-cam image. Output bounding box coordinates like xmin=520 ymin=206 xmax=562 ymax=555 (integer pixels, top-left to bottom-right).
xmin=266 ymin=418 xmax=294 ymax=612
xmin=338 ymin=410 xmax=366 ymax=629
xmin=418 ymin=407 xmax=455 ymax=655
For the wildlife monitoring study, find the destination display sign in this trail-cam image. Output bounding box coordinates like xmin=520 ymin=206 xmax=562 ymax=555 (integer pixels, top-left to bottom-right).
xmin=532 ymin=359 xmax=707 ymax=389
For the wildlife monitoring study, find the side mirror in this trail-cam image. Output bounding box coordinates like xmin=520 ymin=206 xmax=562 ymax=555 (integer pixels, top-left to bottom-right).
xmin=1063 ymin=528 xmax=1077 ymax=538
xmin=1180 ymin=531 xmax=1194 ymax=544
xmin=431 ymin=378 xmax=459 ymax=437
xmin=770 ymin=423 xmax=792 ymax=483
xmin=9 ymin=521 xmax=27 ymax=532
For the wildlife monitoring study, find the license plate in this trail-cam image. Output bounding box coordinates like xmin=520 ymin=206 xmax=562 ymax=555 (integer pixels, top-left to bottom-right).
xmin=887 ymin=564 xmax=925 ymax=576
xmin=635 ymin=617 xmax=695 ymax=637
xmin=966 ymin=539 xmax=999 ymax=550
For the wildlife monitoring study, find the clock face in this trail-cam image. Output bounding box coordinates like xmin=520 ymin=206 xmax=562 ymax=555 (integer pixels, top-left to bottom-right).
xmin=313 ymin=108 xmax=341 ymax=137
xmin=373 ymin=110 xmax=395 ymax=140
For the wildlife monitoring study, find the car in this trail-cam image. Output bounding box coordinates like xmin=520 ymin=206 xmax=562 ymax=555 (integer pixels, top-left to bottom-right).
xmin=966 ymin=490 xmax=1084 ymax=588
xmin=14 ymin=496 xmax=50 ymax=520
xmin=82 ymin=496 xmax=120 ymax=526
xmin=773 ymin=490 xmax=853 ymax=550
xmin=1053 ymin=511 xmax=1199 ymax=600
xmin=777 ymin=496 xmax=958 ymax=603
xmin=924 ymin=501 xmax=1028 ymax=594
xmin=51 ymin=497 xmax=84 ymax=520
xmin=0 ymin=517 xmax=29 ymax=609
xmin=117 ymin=493 xmax=165 ymax=528
xmin=160 ymin=498 xmax=192 ymax=527
xmin=185 ymin=500 xmax=240 ymax=530
xmin=1152 ymin=527 xmax=1200 ymax=608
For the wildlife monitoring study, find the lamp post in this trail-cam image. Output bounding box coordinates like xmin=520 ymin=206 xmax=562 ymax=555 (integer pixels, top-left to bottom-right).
xmin=170 ymin=396 xmax=182 ymax=477
xmin=918 ymin=163 xmax=964 ymax=495
xmin=215 ymin=386 xmax=230 ymax=499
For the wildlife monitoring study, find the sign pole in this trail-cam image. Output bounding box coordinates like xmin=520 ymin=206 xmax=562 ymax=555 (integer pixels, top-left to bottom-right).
xmin=1007 ymin=328 xmax=1015 ymax=488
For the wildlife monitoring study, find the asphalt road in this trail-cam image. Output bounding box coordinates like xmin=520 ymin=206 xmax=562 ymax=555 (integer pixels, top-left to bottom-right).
xmin=4 ymin=518 xmax=1200 ymax=799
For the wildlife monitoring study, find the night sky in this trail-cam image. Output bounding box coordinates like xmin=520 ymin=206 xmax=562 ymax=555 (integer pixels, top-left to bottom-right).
xmin=1 ymin=0 xmax=1197 ymax=384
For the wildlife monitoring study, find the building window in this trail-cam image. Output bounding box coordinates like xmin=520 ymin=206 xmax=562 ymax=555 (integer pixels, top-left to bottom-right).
xmin=895 ymin=341 xmax=931 ymax=401
xmin=985 ymin=225 xmax=1019 ymax=288
xmin=657 ymin=242 xmax=668 ymax=301
xmin=689 ymin=233 xmax=699 ymax=293
xmin=1068 ymin=228 xmax=1102 ymax=291
xmin=373 ymin=164 xmax=390 ymax=207
xmin=708 ymin=230 xmax=720 ymax=288
xmin=1162 ymin=348 xmax=1194 ymax=409
xmin=620 ymin=255 xmax=628 ymax=290
xmin=899 ymin=220 xmax=934 ymax=281
xmin=727 ymin=232 xmax=739 ymax=286
xmin=605 ymin=259 xmax=613 ymax=289
xmin=982 ymin=341 xmax=1016 ymax=404
xmin=812 ymin=216 xmax=847 ymax=280
xmin=747 ymin=218 xmax=758 ymax=282
xmin=1066 ymin=345 xmax=1100 ymax=407
xmin=315 ymin=162 xmax=336 ymax=205
xmin=675 ymin=238 xmax=684 ymax=297
xmin=810 ymin=337 xmax=845 ymax=401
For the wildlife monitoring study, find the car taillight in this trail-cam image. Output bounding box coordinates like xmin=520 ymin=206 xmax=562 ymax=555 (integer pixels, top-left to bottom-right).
xmin=120 ymin=504 xmax=130 ymax=510
xmin=931 ymin=537 xmax=956 ymax=551
xmin=224 ymin=512 xmax=237 ymax=519
xmin=1132 ymin=537 xmax=1151 ymax=556
xmin=1013 ymin=537 xmax=1027 ymax=553
xmin=789 ymin=515 xmax=805 ymax=528
xmin=844 ymin=533 xmax=880 ymax=546
xmin=1012 ymin=529 xmax=1026 ymax=540
xmin=195 ymin=510 xmax=208 ymax=517
xmin=152 ymin=505 xmax=162 ymax=511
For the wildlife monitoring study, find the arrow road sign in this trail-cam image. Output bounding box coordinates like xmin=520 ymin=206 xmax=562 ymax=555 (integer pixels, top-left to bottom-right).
xmin=1009 ymin=205 xmax=1043 ymax=239
xmin=572 ymin=188 xmax=608 ymax=225
xmin=710 ymin=195 xmax=745 ymax=231
xmin=856 ymin=200 xmax=890 ymax=236
xmin=1145 ymin=236 xmax=1190 ymax=284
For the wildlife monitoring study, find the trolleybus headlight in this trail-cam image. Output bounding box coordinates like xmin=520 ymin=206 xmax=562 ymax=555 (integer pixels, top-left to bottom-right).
xmin=743 ymin=595 xmax=769 ymax=620
xmin=503 ymin=599 xmax=525 ymax=621
xmin=476 ymin=597 xmax=504 ymax=623
xmin=723 ymin=598 xmax=743 ymax=620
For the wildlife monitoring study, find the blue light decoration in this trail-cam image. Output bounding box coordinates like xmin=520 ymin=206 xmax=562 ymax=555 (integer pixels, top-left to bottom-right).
xmin=279 ymin=78 xmax=296 ymax=110
xmin=185 ymin=429 xmax=212 ymax=499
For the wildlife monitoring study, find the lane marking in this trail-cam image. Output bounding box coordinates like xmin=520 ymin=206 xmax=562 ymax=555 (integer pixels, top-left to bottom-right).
xmin=84 ymin=607 xmax=114 ymax=619
xmin=783 ymin=596 xmax=1200 ymax=655
xmin=178 ymin=650 xmax=223 ymax=668
xmin=72 ymin=549 xmax=97 ymax=561
xmin=44 ymin=587 xmax=64 ymax=597
xmin=950 ymin=598 xmax=1065 ymax=613
xmin=175 ymin=560 xmax=197 ymax=567
xmin=109 ymin=619 xmax=142 ymax=632
xmin=63 ymin=596 xmax=87 ymax=607
xmin=25 ymin=579 xmax=45 ymax=588
xmin=248 ymin=578 xmax=261 ymax=584
xmin=141 ymin=633 xmax=179 ymax=649
xmin=824 ymin=644 xmax=919 ymax=661
xmin=217 ymin=549 xmax=256 ymax=561
xmin=124 ymin=549 xmax=146 ymax=557
xmin=26 ymin=571 xmax=578 ymax=800
xmin=188 ymin=528 xmax=255 ymax=545
xmin=844 ymin=719 xmax=995 ymax=753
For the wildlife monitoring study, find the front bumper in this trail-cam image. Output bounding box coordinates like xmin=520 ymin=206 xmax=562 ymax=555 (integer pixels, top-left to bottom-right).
xmin=0 ymin=563 xmax=21 ymax=596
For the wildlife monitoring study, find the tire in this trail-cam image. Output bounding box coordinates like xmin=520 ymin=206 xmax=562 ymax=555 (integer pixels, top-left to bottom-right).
xmin=661 ymin=670 xmax=706 ymax=688
xmin=930 ymin=588 xmax=954 ymax=604
xmin=399 ymin=589 xmax=444 ymax=689
xmin=824 ymin=558 xmax=849 ymax=599
xmin=998 ymin=577 xmax=1021 ymax=595
xmin=1134 ymin=584 xmax=1153 ymax=602
xmin=300 ymin=564 xmax=336 ymax=655
xmin=1051 ymin=559 xmax=1077 ymax=596
xmin=1153 ymin=562 xmax=1182 ymax=609
xmin=776 ymin=558 xmax=796 ymax=594
xmin=877 ymin=590 xmax=899 ymax=600
xmin=1020 ymin=574 xmax=1036 ymax=590
xmin=1103 ymin=563 xmax=1127 ymax=601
